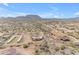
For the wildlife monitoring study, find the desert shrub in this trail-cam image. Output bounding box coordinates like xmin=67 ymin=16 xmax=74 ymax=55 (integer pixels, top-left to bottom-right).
xmin=28 ymin=42 xmax=33 ymax=45
xmin=55 ymin=47 xmax=60 ymax=51
xmin=10 ymin=45 xmax=14 ymax=47
xmin=23 ymin=44 xmax=29 ymax=48
xmin=16 ymin=45 xmax=21 ymax=47
xmin=34 ymin=50 xmax=40 ymax=55
xmin=61 ymin=45 xmax=66 ymax=50
xmin=0 ymin=46 xmax=6 ymax=49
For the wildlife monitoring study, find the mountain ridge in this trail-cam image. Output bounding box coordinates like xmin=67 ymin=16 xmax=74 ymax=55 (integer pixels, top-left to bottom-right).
xmin=0 ymin=15 xmax=79 ymax=21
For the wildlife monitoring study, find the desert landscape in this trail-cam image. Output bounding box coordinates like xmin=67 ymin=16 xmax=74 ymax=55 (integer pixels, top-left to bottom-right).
xmin=0 ymin=15 xmax=79 ymax=55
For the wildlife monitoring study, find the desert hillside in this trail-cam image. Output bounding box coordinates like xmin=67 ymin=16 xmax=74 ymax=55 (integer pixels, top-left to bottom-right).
xmin=0 ymin=15 xmax=79 ymax=55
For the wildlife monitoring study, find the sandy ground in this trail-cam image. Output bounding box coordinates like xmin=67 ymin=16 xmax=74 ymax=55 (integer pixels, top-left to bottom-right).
xmin=0 ymin=46 xmax=35 ymax=55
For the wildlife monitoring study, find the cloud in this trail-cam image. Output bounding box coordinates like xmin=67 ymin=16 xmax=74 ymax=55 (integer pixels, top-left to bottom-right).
xmin=0 ymin=5 xmax=63 ymax=18
xmin=53 ymin=15 xmax=59 ymax=18
xmin=3 ymin=3 xmax=9 ymax=6
xmin=53 ymin=14 xmax=63 ymax=18
xmin=0 ymin=7 xmax=26 ymax=17
xmin=5 ymin=12 xmax=26 ymax=17
xmin=74 ymin=12 xmax=79 ymax=16
xmin=49 ymin=7 xmax=58 ymax=11
xmin=39 ymin=12 xmax=63 ymax=18
xmin=0 ymin=3 xmax=9 ymax=6
xmin=39 ymin=13 xmax=54 ymax=18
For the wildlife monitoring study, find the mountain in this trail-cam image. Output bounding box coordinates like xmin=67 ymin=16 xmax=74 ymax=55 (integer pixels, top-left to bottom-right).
xmin=14 ymin=15 xmax=42 ymax=20
xmin=0 ymin=15 xmax=79 ymax=21
xmin=0 ymin=15 xmax=42 ymax=20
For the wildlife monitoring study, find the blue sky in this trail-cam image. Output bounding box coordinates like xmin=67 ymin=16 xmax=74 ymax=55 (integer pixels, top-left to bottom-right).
xmin=0 ymin=3 xmax=79 ymax=18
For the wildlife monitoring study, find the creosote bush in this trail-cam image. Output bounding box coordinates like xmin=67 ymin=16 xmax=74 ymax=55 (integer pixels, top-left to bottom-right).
xmin=23 ymin=44 xmax=29 ymax=48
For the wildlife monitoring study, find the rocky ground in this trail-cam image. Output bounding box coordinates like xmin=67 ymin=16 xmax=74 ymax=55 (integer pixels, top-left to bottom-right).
xmin=0 ymin=19 xmax=79 ymax=55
